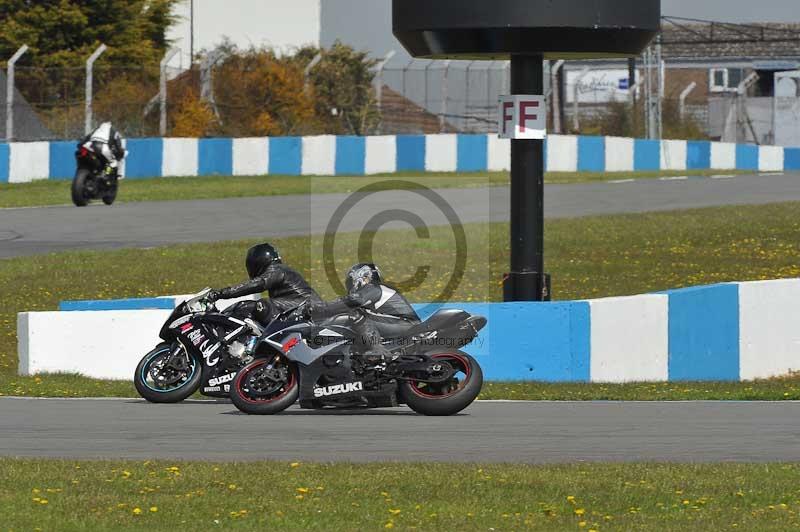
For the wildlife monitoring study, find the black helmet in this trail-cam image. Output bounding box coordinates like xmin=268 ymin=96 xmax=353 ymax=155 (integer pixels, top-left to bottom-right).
xmin=245 ymin=243 xmax=282 ymax=279
xmin=345 ymin=263 xmax=382 ymax=292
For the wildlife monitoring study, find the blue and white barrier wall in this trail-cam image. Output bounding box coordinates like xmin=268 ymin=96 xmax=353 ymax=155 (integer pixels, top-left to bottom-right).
xmin=2 ymin=135 xmax=800 ymax=183
xmin=17 ymin=278 xmax=800 ymax=382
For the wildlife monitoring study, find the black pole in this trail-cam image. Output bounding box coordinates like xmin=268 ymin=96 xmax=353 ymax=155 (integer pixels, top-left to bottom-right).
xmin=504 ymin=54 xmax=551 ymax=302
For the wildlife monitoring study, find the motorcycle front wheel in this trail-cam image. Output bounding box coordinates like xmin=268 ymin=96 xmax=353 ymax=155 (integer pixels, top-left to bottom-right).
xmin=230 ymin=357 xmax=299 ymax=415
xmin=102 ymin=181 xmax=117 ymax=205
xmin=399 ymin=351 xmax=483 ymax=416
xmin=134 ymin=343 xmax=202 ymax=403
xmin=71 ymin=168 xmax=91 ymax=207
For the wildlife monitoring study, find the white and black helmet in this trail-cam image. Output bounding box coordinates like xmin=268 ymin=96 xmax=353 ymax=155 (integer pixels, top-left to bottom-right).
xmin=345 ymin=263 xmax=382 ymax=291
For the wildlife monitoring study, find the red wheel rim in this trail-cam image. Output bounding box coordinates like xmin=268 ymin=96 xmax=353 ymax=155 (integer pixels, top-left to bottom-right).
xmin=408 ymin=353 xmax=471 ymax=399
xmin=235 ymin=359 xmax=297 ymax=405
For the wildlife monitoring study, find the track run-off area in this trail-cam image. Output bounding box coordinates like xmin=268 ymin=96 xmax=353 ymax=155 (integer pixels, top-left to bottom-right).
xmin=1 ymin=172 xmax=799 ymax=258
xmin=2 ymin=397 xmax=799 ymax=463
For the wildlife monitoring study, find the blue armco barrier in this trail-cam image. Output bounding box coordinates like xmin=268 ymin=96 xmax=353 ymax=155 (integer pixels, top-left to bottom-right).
xmin=58 ymin=278 xmax=800 ymax=383
xmin=667 ymin=284 xmax=740 ymax=381
xmin=577 ymin=136 xmax=605 ymax=172
xmin=456 ymin=134 xmax=488 ymax=172
xmin=335 ymin=136 xmax=366 ymax=175
xmin=2 ymin=134 xmax=799 ymax=183
xmin=0 ymin=143 xmax=8 ymax=183
xmin=633 ymin=139 xmax=660 ymax=171
xmin=198 ymin=138 xmax=233 ymax=176
xmin=269 ymin=136 xmax=302 ymax=175
xmin=686 ymin=140 xmax=711 ymax=170
xmin=49 ymin=141 xmax=76 ymax=180
xmin=125 ymin=138 xmax=163 ymax=178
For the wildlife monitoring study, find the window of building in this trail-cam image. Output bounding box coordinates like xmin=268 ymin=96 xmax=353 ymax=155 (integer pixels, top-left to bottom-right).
xmin=710 ymin=68 xmax=745 ymax=92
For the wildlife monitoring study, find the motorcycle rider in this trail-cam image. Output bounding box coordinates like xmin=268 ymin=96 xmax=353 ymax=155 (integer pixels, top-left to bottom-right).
xmin=306 ymin=263 xmax=421 ymax=360
xmin=81 ymin=122 xmax=127 ymax=178
xmin=206 ymin=243 xmax=321 ymax=325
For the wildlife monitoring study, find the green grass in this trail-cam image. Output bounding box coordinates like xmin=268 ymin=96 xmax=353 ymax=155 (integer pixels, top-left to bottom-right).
xmin=2 ymin=458 xmax=799 ymax=531
xmin=0 ymin=169 xmax=749 ymax=209
xmin=2 ymin=201 xmax=800 ymax=397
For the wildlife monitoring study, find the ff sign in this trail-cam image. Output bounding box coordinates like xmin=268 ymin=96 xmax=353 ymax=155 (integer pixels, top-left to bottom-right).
xmin=498 ymin=95 xmax=546 ymax=140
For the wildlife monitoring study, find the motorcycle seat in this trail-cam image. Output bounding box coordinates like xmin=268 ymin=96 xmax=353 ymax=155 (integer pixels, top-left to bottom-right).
xmin=405 ymin=309 xmax=470 ymax=337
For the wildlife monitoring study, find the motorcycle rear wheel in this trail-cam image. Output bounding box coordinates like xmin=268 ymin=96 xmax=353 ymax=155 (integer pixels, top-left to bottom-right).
xmin=134 ymin=343 xmax=202 ymax=403
xmin=71 ymin=168 xmax=91 ymax=207
xmin=230 ymin=357 xmax=299 ymax=415
xmin=102 ymin=181 xmax=117 ymax=205
xmin=400 ymin=351 xmax=483 ymax=416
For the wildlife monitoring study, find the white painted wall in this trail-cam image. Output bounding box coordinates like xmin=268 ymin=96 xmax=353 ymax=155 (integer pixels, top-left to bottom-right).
xmin=739 ymin=279 xmax=800 ymax=380
xmin=487 ymin=135 xmax=510 ymax=172
xmin=424 ymin=134 xmax=457 ymax=172
xmin=589 ymin=294 xmax=669 ymax=383
xmin=233 ymin=137 xmax=269 ymax=176
xmin=302 ymin=135 xmax=336 ymax=175
xmin=18 ymin=310 xmax=172 ymax=380
xmin=9 ymin=142 xmax=49 ymax=183
xmin=161 ymin=138 xmax=199 ymax=177
xmin=364 ymin=135 xmax=397 ymax=174
xmin=759 ymin=145 xmax=785 ymax=172
xmin=711 ymin=142 xmax=737 ymax=170
xmin=167 ymin=0 xmax=322 ymax=67
xmin=660 ymin=140 xmax=688 ymax=171
xmin=546 ymin=135 xmax=578 ymax=172
xmin=604 ymin=136 xmax=634 ymax=172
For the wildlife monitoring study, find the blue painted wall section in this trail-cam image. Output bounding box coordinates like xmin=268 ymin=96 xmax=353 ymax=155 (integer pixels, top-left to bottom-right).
xmin=396 ymin=135 xmax=426 ymax=171
xmin=577 ymin=136 xmax=605 ymax=172
xmin=686 ymin=141 xmax=711 ymax=170
xmin=668 ymin=284 xmax=740 ymax=381
xmin=49 ymin=141 xmax=76 ymax=180
xmin=125 ymin=138 xmax=163 ymax=178
xmin=785 ymin=148 xmax=800 ymax=170
xmin=456 ymin=134 xmax=488 ymax=172
xmin=0 ymin=143 xmax=8 ymax=183
xmin=634 ymin=139 xmax=660 ymax=171
xmin=736 ymin=144 xmax=759 ymax=170
xmin=269 ymin=136 xmax=302 ymax=175
xmin=335 ymin=136 xmax=366 ymax=175
xmin=198 ymin=138 xmax=233 ymax=176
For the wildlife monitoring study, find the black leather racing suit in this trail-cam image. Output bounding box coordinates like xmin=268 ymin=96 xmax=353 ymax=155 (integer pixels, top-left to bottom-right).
xmin=217 ymin=264 xmax=321 ymax=324
xmin=311 ymin=283 xmax=420 ymax=352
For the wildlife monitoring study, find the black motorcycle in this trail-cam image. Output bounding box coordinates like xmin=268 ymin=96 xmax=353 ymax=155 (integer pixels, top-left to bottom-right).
xmin=72 ymin=143 xmax=119 ymax=207
xmin=134 ymin=289 xmax=263 ymax=403
xmin=229 ymin=303 xmax=487 ymax=416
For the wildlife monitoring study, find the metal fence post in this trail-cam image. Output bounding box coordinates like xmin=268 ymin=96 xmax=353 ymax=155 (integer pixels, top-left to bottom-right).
xmin=85 ymin=43 xmax=107 ymax=135
xmin=679 ymin=81 xmax=697 ymax=120
xmin=374 ymin=50 xmax=396 ymax=134
xmin=424 ymin=60 xmax=434 ymax=113
xmin=159 ymin=47 xmax=179 ymax=137
xmin=464 ymin=60 xmax=476 ymax=131
xmin=551 ymin=60 xmax=565 ymax=134
xmin=572 ymin=67 xmax=590 ymax=132
xmin=5 ymin=44 xmax=28 ymax=141
xmin=440 ymin=60 xmax=451 ymax=132
xmin=304 ymin=53 xmax=322 ymax=91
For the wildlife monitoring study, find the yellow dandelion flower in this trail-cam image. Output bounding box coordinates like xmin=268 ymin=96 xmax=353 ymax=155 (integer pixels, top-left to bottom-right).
xmin=575 ymin=508 xmax=585 ymax=516
xmin=578 ymin=521 xmax=587 ymax=527
xmin=150 ymin=507 xmax=158 ymax=513
xmin=385 ymin=522 xmax=394 ymax=529
xmin=296 ymin=487 xmax=310 ymax=494
xmin=566 ymin=495 xmax=575 ymax=502
xmin=132 ymin=508 xmax=142 ymax=515
xmin=290 ymin=462 xmax=301 ymax=468
xmin=228 ymin=484 xmax=237 ymax=490
xmin=389 ymin=509 xmax=401 ymax=515
xmin=295 ymin=495 xmax=304 ymax=500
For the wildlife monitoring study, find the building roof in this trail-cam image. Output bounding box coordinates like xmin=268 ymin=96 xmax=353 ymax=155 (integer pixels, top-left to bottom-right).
xmin=661 ymin=19 xmax=800 ymax=60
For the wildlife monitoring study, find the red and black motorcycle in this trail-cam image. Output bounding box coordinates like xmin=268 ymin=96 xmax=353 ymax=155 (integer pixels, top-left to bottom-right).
xmin=71 ymin=143 xmax=119 ymax=207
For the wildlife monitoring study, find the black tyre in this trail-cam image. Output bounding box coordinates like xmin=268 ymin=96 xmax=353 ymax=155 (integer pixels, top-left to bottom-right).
xmin=400 ymin=351 xmax=483 ymax=416
xmin=71 ymin=168 xmax=90 ymax=207
xmin=134 ymin=343 xmax=202 ymax=403
xmin=102 ymin=182 xmax=117 ymax=205
xmin=230 ymin=357 xmax=299 ymax=415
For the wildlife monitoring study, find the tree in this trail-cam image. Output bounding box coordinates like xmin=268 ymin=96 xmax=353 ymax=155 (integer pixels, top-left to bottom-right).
xmin=295 ymin=42 xmax=380 ymax=135
xmin=0 ymin=0 xmax=178 ymax=67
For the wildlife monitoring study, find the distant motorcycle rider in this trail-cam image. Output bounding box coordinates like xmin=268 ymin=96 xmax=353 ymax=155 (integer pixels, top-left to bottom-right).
xmin=81 ymin=122 xmax=126 ymax=178
xmin=306 ymin=263 xmax=421 ymax=359
xmin=207 ymin=243 xmax=321 ymax=325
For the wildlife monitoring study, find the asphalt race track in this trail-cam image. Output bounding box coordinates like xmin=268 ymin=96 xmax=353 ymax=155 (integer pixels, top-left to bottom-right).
xmin=2 ymin=397 xmax=798 ymax=463
xmin=1 ymin=172 xmax=800 ymax=259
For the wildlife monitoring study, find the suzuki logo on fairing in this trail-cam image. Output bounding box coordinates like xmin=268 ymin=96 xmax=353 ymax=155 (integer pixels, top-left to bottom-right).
xmin=208 ymin=373 xmax=235 ymax=387
xmin=313 ymin=382 xmax=364 ymax=398
xmin=201 ymin=340 xmax=221 ymax=366
xmin=282 ymin=337 xmax=299 ymax=353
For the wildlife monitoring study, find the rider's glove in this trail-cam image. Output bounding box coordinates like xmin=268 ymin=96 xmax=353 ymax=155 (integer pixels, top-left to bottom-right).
xmin=206 ymin=289 xmax=221 ymax=302
xmin=302 ymin=302 xmax=323 ymax=321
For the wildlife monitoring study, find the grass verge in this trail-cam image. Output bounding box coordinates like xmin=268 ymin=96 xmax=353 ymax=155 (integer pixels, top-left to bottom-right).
xmin=2 ymin=202 xmax=800 ymax=397
xmin=0 ymin=169 xmax=750 ymax=209
xmin=1 ymin=458 xmax=799 ymax=531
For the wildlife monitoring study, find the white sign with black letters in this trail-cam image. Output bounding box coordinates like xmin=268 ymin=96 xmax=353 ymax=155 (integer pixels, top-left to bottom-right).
xmin=498 ymin=95 xmax=546 ymax=140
